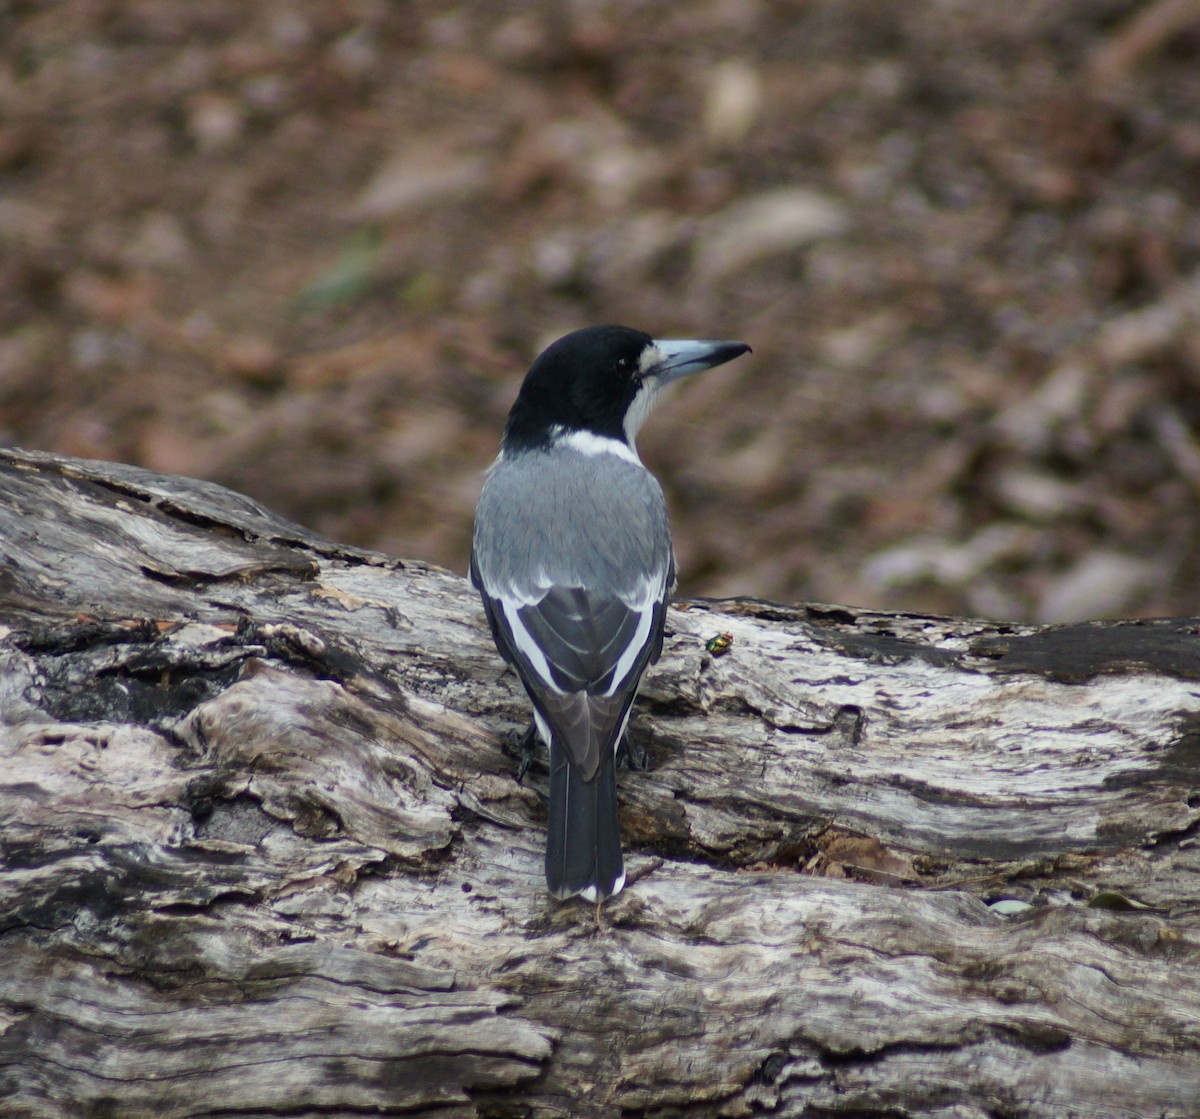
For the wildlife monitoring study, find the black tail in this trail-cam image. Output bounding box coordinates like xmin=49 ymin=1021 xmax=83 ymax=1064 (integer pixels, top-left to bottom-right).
xmin=545 ymin=742 xmax=624 ymax=901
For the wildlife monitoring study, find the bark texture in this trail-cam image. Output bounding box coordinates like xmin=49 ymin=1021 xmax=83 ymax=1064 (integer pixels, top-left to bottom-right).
xmin=1 ymin=445 xmax=1198 ymax=1119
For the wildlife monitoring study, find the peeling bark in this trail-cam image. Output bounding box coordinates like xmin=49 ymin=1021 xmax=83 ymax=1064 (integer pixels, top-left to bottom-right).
xmin=1 ymin=445 xmax=1198 ymax=1119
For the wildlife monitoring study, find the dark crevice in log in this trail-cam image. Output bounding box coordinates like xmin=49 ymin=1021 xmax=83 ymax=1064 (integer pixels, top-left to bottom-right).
xmin=970 ymin=621 xmax=1200 ymax=682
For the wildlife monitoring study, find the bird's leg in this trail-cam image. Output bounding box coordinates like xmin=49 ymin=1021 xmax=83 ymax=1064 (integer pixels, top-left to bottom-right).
xmin=503 ymin=720 xmax=539 ymax=784
xmin=616 ymin=729 xmax=650 ymax=772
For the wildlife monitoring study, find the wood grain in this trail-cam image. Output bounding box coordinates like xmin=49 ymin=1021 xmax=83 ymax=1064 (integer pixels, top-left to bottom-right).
xmin=1 ymin=446 xmax=1198 ymax=1118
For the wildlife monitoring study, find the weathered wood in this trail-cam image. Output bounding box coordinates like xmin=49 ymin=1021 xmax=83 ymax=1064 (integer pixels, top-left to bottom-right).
xmin=1 ymin=444 xmax=1198 ymax=1119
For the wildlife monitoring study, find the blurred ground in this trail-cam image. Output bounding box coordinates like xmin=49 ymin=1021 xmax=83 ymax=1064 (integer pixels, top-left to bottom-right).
xmin=3 ymin=1 xmax=1200 ymax=623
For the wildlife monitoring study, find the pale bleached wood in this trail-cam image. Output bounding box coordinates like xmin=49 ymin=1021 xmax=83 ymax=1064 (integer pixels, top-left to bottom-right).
xmin=1 ymin=445 xmax=1198 ymax=1119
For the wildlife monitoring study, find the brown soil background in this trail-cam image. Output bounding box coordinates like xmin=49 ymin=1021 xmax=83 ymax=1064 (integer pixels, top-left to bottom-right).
xmin=4 ymin=1 xmax=1200 ymax=623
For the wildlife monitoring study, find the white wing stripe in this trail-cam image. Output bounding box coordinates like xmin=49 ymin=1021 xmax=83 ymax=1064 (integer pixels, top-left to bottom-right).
xmin=603 ymin=600 xmax=656 ymax=697
xmin=499 ymin=597 xmax=566 ymax=694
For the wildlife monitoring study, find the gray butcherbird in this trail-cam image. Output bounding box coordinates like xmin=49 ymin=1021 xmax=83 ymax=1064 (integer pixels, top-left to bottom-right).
xmin=471 ymin=325 xmax=750 ymax=902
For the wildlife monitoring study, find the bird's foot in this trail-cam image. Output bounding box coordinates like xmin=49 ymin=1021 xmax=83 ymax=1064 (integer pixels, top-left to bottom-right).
xmin=616 ymin=731 xmax=650 ymax=772
xmin=502 ymin=721 xmax=539 ymax=784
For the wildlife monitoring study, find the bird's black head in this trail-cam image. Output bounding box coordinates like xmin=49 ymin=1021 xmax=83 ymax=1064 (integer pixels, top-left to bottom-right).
xmin=501 ymin=324 xmax=750 ymax=455
xmin=502 ymin=325 xmax=651 ymax=454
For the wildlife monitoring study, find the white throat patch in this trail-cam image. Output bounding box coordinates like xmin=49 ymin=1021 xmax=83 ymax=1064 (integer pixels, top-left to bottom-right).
xmin=622 ymin=379 xmax=663 ymax=447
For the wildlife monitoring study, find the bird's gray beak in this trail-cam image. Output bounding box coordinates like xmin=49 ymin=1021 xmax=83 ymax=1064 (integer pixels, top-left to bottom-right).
xmin=649 ymin=338 xmax=752 ymax=386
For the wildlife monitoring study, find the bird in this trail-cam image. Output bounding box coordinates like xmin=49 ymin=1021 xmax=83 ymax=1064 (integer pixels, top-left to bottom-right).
xmin=470 ymin=324 xmax=751 ymax=902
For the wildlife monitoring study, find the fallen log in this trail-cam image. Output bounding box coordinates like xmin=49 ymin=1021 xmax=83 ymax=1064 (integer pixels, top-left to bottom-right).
xmin=1 ymin=445 xmax=1197 ymax=1119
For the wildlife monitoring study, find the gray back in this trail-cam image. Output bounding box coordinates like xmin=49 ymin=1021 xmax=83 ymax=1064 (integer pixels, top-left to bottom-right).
xmin=473 ymin=447 xmax=671 ymax=598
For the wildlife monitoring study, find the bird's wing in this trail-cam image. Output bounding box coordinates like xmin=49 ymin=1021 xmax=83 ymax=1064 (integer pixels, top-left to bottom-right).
xmin=508 ymin=583 xmax=663 ymax=695
xmin=473 ymin=565 xmax=671 ymax=780
xmin=471 ymin=448 xmax=674 ymax=778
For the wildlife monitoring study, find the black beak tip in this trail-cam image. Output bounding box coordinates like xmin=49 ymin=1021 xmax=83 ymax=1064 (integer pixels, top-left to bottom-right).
xmin=716 ymin=340 xmax=752 ymax=366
